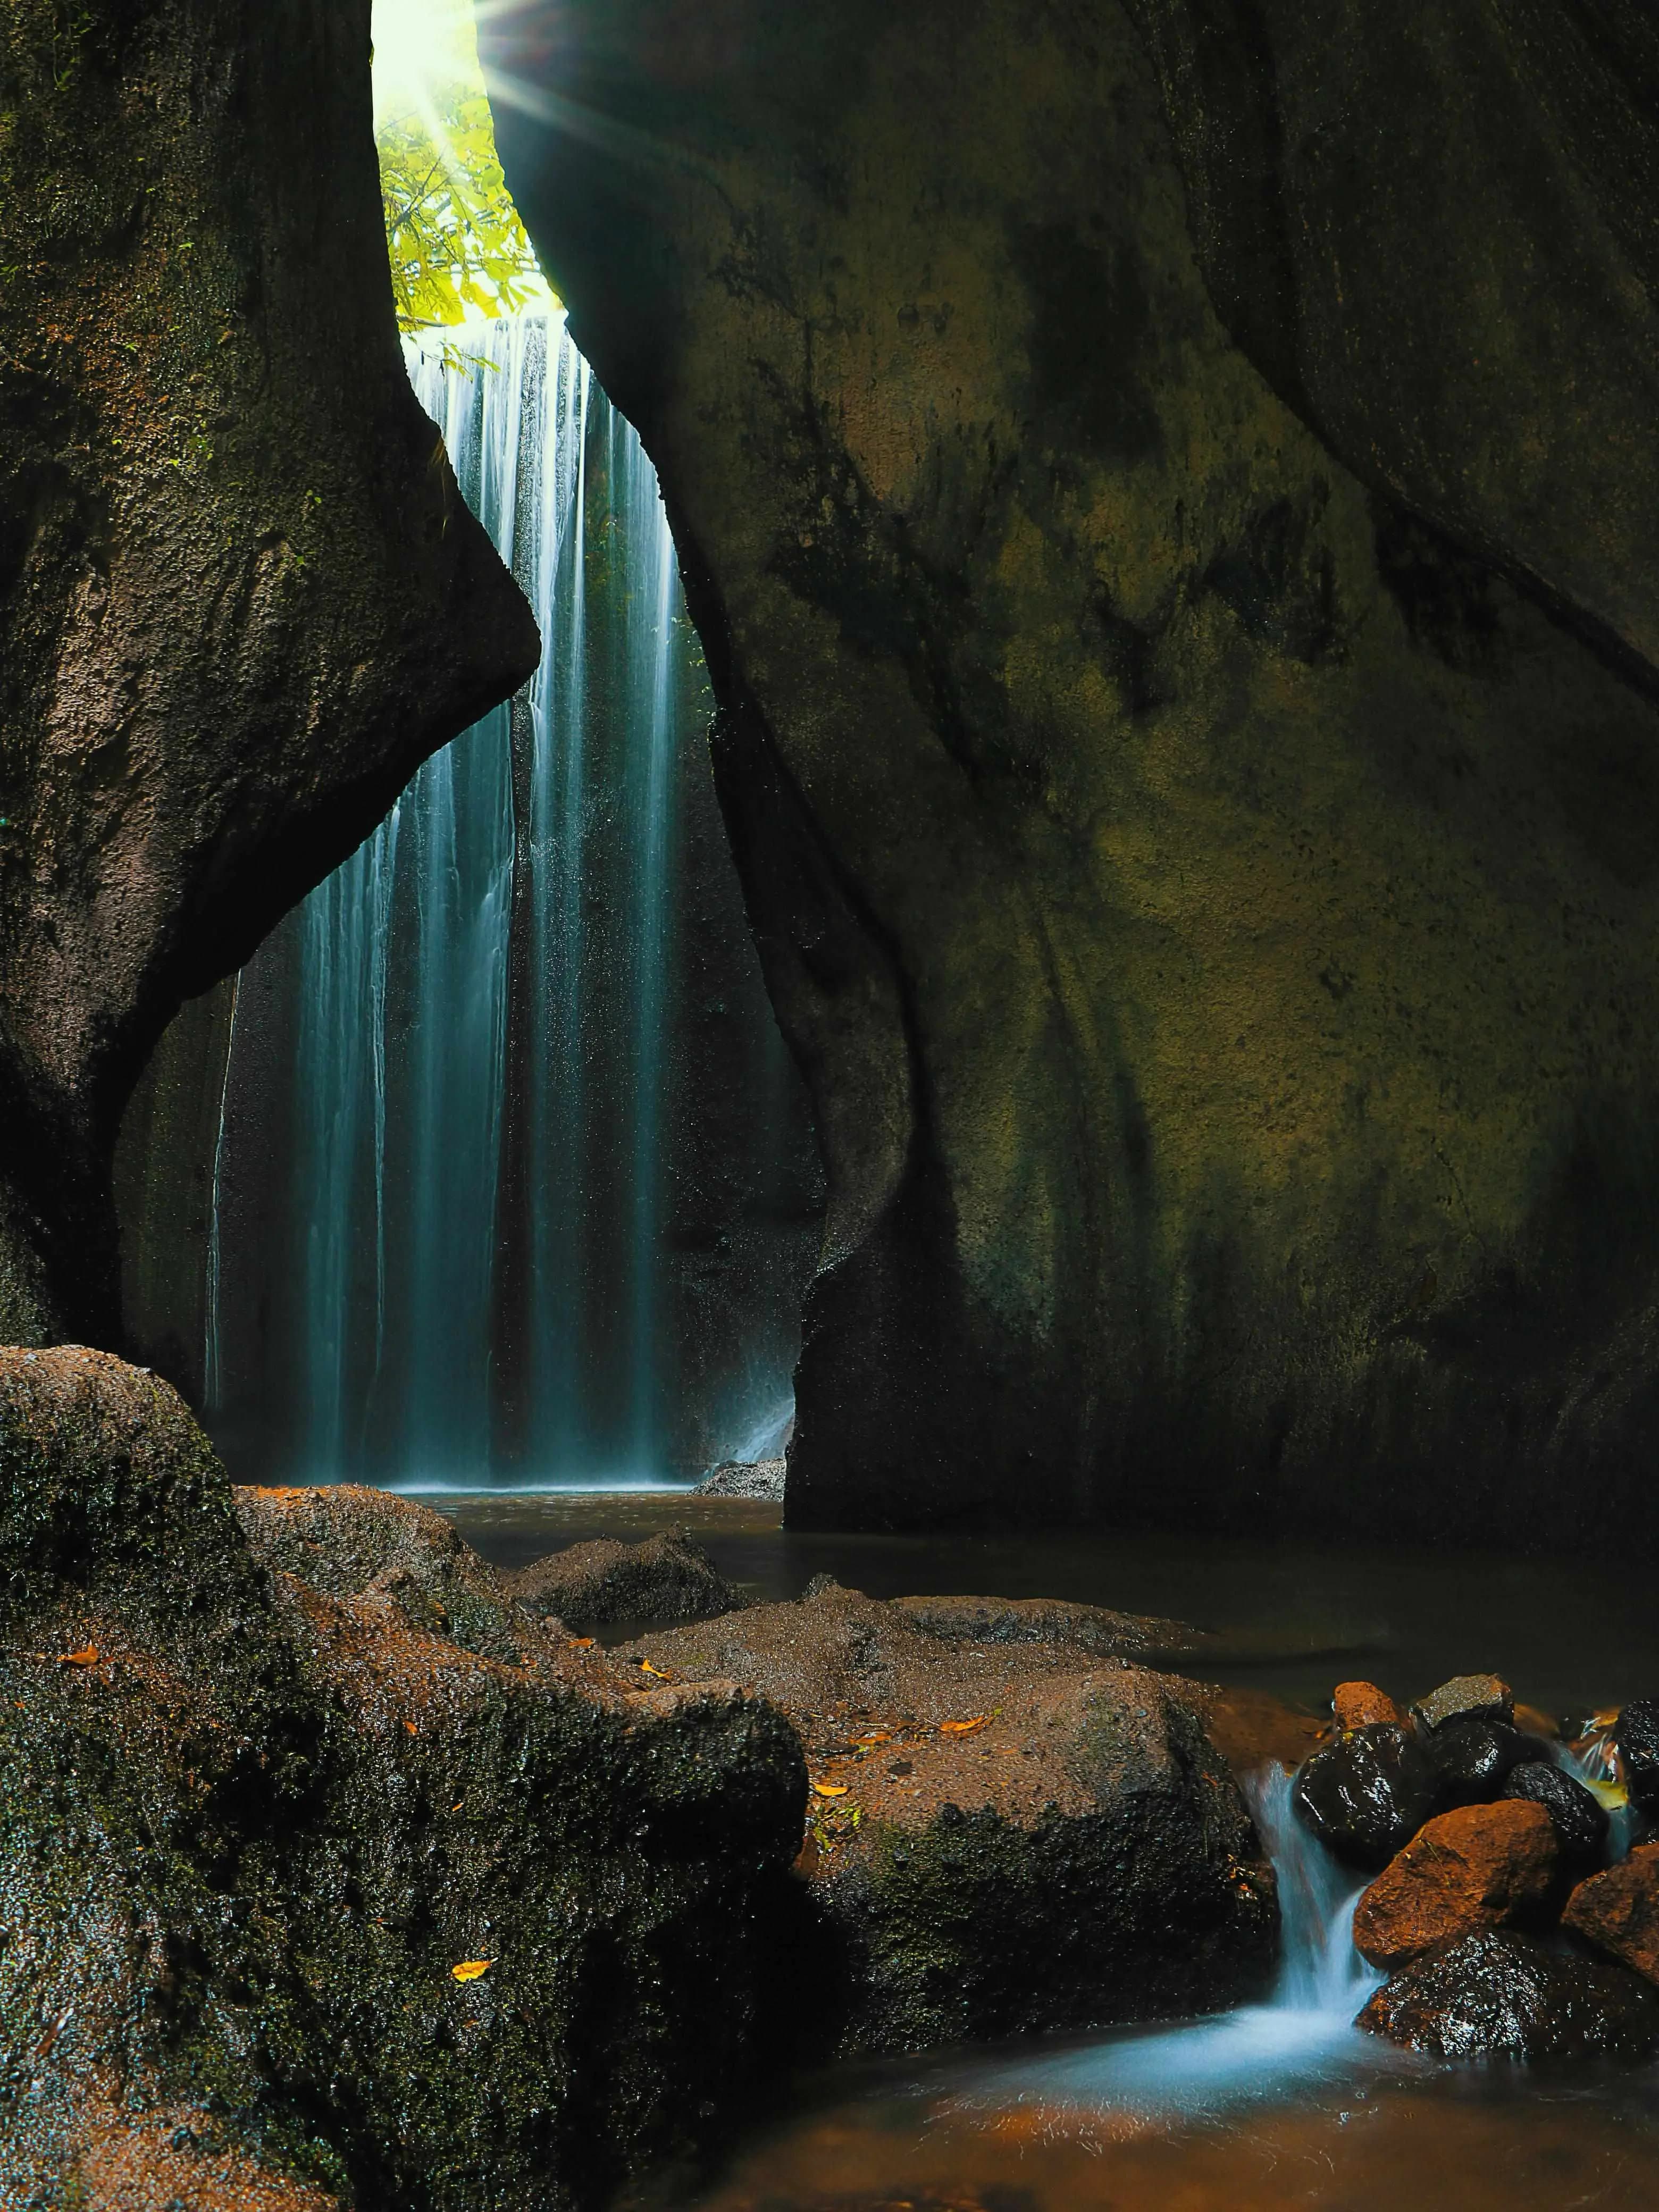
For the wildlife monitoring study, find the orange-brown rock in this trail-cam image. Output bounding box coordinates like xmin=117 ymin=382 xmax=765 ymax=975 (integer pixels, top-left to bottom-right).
xmin=1563 ymin=1844 xmax=1659 ymax=1985
xmin=1334 ymin=1681 xmax=1404 ymax=1733
xmin=1353 ymin=1801 xmax=1559 ymax=1967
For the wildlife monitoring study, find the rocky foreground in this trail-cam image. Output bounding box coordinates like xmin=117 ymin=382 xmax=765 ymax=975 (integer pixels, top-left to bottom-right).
xmin=1292 ymin=1673 xmax=1659 ymax=2058
xmin=0 ymin=1350 xmax=1276 ymax=2209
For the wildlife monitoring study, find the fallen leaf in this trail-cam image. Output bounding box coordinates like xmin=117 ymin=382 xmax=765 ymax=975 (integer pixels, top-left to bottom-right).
xmin=451 ymin=1959 xmax=492 ymax=1983
xmin=857 ymin=1732 xmax=893 ymax=1745
xmin=451 ymin=1802 xmax=464 ymax=1813
xmin=812 ymin=1781 xmax=851 ymax=1798
xmin=58 ymin=1647 xmax=99 ymax=1668
xmin=570 ymin=1637 xmax=596 ymax=1649
xmin=404 ymin=1721 xmax=418 ymax=1737
xmin=638 ymin=1660 xmax=672 ymax=1680
xmin=940 ymin=1717 xmax=987 ymax=1737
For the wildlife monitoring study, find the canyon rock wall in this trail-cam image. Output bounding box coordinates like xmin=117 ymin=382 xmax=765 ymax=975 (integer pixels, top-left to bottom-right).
xmin=483 ymin=0 xmax=1659 ymax=1541
xmin=0 ymin=0 xmax=537 ymax=1347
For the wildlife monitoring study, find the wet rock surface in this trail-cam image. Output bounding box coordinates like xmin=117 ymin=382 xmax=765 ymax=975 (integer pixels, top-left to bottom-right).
xmin=887 ymin=1593 xmax=1212 ymax=1663
xmin=1358 ymin=1930 xmax=1659 ymax=2061
xmin=1333 ymin=1681 xmax=1403 ymax=1732
xmin=505 ymin=1527 xmax=745 ymax=1626
xmin=1293 ymin=1724 xmax=1441 ymax=1869
xmin=1562 ymin=1845 xmax=1659 ymax=1985
xmin=694 ymin=1460 xmax=788 ymax=1501
xmin=622 ymin=1579 xmax=1277 ymax=2055
xmin=1421 ymin=1718 xmax=1537 ymax=1806
xmin=234 ymin=1482 xmax=541 ymax=1660
xmin=1412 ymin=1674 xmax=1515 ymax=1734
xmin=1615 ymin=1699 xmax=1659 ymax=1812
xmin=1502 ymin=1761 xmax=1609 ymax=1870
xmin=0 ymin=1350 xmax=807 ymax=2210
xmin=1352 ymin=1803 xmax=1558 ymax=1968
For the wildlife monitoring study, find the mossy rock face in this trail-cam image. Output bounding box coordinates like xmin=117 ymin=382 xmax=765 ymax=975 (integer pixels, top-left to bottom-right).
xmin=485 ymin=0 xmax=1659 ymax=1546
xmin=0 ymin=1350 xmax=808 ymax=2208
xmin=0 ymin=0 xmax=537 ymax=1345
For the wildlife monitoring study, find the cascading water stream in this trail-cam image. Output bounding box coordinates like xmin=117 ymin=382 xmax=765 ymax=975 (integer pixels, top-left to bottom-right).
xmin=957 ymin=1763 xmax=1393 ymax=2123
xmin=203 ymin=309 xmax=818 ymax=1489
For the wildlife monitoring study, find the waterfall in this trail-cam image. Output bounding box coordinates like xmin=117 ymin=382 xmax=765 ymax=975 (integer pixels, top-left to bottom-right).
xmin=957 ymin=1763 xmax=1391 ymax=2122
xmin=199 ymin=309 xmax=818 ymax=1489
xmin=1244 ymin=1762 xmax=1381 ymax=2015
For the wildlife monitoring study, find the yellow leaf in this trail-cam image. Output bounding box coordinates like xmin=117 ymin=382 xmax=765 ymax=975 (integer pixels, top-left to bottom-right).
xmin=569 ymin=1637 xmax=596 ymax=1650
xmin=812 ymin=1782 xmax=851 ymax=1799
xmin=404 ymin=1721 xmax=418 ymax=1737
xmin=58 ymin=1646 xmax=99 ymax=1668
xmin=940 ymin=1717 xmax=988 ymax=1737
xmin=451 ymin=1959 xmax=492 ymax=1983
xmin=638 ymin=1660 xmax=672 ymax=1680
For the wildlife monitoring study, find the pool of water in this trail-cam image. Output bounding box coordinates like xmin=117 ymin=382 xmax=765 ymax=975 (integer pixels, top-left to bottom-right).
xmin=433 ymin=1494 xmax=1659 ymax=2208
xmin=682 ymin=2055 xmax=1659 ymax=2212
xmin=680 ymin=1770 xmax=1659 ymax=2212
xmin=435 ymin=1492 xmax=1659 ymax=1716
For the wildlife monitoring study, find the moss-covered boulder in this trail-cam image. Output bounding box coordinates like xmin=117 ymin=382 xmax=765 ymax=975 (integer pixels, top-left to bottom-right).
xmin=483 ymin=0 xmax=1659 ymax=1546
xmin=0 ymin=1350 xmax=806 ymax=2208
xmin=623 ymin=1579 xmax=1277 ymax=2054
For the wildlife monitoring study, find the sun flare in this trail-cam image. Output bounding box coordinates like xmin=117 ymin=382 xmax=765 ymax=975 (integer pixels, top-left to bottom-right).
xmin=371 ymin=0 xmax=478 ymax=122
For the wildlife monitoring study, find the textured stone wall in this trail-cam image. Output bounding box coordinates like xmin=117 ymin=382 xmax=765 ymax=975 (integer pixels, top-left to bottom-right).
xmin=0 ymin=0 xmax=537 ymax=1345
xmin=483 ymin=0 xmax=1659 ymax=1543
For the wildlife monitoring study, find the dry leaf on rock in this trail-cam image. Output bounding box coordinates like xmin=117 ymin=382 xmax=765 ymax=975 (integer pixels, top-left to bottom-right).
xmin=451 ymin=1959 xmax=492 ymax=1983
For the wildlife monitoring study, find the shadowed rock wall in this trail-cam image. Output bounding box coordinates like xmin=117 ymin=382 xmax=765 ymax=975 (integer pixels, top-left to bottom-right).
xmin=482 ymin=0 xmax=1659 ymax=1542
xmin=0 ymin=0 xmax=538 ymax=1348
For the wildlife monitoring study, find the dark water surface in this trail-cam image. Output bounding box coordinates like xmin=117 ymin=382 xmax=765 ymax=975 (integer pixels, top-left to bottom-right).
xmin=433 ymin=1493 xmax=1659 ymax=2211
xmin=434 ymin=1491 xmax=1658 ymax=1716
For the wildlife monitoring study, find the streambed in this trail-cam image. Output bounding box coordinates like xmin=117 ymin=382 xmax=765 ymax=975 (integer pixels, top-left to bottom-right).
xmin=441 ymin=1494 xmax=1659 ymax=2208
xmin=680 ymin=1771 xmax=1659 ymax=2212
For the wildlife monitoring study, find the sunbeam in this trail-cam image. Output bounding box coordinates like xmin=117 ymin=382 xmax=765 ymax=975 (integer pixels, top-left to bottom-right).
xmin=372 ymin=0 xmax=476 ymax=122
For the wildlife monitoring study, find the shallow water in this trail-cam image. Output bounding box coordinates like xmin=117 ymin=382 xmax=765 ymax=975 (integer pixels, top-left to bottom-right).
xmin=681 ymin=1769 xmax=1659 ymax=2212
xmin=437 ymin=1494 xmax=1659 ymax=2208
xmin=436 ymin=1492 xmax=1659 ymax=1715
xmin=683 ymin=2063 xmax=1659 ymax=2212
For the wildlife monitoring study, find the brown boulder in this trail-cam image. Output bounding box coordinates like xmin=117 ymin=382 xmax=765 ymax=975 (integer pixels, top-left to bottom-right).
xmin=0 ymin=1349 xmax=809 ymax=2207
xmin=1563 ymin=1844 xmax=1659 ymax=1985
xmin=506 ymin=1528 xmax=745 ymax=1626
xmin=622 ymin=1579 xmax=1277 ymax=2053
xmin=1334 ymin=1681 xmax=1403 ymax=1732
xmin=1353 ymin=1800 xmax=1558 ymax=1968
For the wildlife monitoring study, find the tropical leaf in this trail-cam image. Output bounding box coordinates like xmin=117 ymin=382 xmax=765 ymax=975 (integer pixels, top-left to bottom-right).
xmin=376 ymin=66 xmax=554 ymax=365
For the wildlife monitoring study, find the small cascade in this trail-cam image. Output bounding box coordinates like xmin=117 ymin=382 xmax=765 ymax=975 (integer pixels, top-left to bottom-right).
xmin=957 ymin=1764 xmax=1389 ymax=2124
xmin=1245 ymin=1762 xmax=1381 ymax=2015
xmin=202 ymin=311 xmax=820 ymax=1488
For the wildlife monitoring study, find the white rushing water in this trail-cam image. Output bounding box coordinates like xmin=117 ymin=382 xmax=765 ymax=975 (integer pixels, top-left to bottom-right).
xmin=953 ymin=1765 xmax=1401 ymax=2126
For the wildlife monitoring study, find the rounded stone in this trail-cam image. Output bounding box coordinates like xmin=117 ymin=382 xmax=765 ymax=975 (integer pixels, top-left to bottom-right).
xmin=1562 ymin=1844 xmax=1659 ymax=1985
xmin=1352 ymin=1800 xmax=1558 ymax=1968
xmin=1292 ymin=1723 xmax=1441 ymax=1869
xmin=1358 ymin=1929 xmax=1659 ymax=2060
xmin=1420 ymin=1717 xmax=1538 ymax=1806
xmin=1501 ymin=1759 xmax=1608 ymax=1868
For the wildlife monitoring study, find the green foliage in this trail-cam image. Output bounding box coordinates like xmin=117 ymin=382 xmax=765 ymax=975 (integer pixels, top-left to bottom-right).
xmin=378 ymin=83 xmax=551 ymax=365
